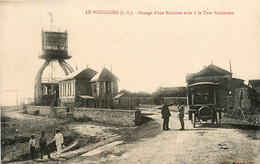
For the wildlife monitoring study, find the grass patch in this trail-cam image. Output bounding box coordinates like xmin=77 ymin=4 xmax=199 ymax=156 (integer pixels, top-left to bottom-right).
xmin=1 ymin=112 xmax=79 ymax=163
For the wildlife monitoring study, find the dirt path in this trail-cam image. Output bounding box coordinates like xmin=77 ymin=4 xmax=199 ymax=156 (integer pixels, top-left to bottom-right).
xmin=87 ymin=109 xmax=260 ymax=164
xmin=2 ymin=107 xmax=259 ymax=164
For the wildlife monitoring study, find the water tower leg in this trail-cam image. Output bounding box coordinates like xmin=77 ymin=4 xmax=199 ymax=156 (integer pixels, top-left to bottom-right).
xmin=58 ymin=60 xmax=69 ymax=75
xmin=34 ymin=60 xmax=50 ymax=104
xmin=64 ymin=61 xmax=74 ymax=73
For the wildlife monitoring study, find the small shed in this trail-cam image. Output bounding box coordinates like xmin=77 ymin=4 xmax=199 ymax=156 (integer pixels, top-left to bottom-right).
xmin=75 ymin=95 xmax=96 ymax=108
xmin=113 ymin=93 xmax=139 ymax=110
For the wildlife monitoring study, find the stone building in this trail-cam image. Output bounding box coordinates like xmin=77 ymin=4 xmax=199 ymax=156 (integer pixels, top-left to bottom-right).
xmin=234 ymin=85 xmax=260 ymax=113
xmin=186 ymin=64 xmax=245 ymax=110
xmin=186 ymin=64 xmax=232 ymax=85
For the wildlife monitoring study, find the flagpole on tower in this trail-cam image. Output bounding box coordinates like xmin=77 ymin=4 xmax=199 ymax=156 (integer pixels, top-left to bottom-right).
xmin=48 ymin=12 xmax=53 ymax=31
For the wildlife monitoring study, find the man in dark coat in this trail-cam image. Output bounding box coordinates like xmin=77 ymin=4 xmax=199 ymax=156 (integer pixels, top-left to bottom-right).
xmin=39 ymin=131 xmax=51 ymax=159
xmin=161 ymin=102 xmax=171 ymax=131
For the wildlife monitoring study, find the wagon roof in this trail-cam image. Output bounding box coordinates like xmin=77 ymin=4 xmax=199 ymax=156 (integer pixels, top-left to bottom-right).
xmin=188 ymin=82 xmax=219 ymax=87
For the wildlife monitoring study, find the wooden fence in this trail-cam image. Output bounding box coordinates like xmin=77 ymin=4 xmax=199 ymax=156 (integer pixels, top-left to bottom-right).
xmin=94 ymin=97 xmax=139 ymax=110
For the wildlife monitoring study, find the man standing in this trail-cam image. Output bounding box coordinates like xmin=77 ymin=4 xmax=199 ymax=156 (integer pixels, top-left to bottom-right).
xmin=178 ymin=102 xmax=185 ymax=130
xmin=161 ymin=102 xmax=171 ymax=131
xmin=29 ymin=135 xmax=36 ymax=160
xmin=53 ymin=129 xmax=64 ymax=158
xmin=39 ymin=131 xmax=51 ymax=159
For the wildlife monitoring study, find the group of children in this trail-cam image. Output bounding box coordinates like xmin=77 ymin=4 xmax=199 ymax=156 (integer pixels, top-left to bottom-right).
xmin=28 ymin=129 xmax=64 ymax=160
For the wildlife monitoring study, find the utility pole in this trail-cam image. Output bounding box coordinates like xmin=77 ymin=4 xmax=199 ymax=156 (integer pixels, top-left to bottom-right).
xmin=3 ymin=90 xmax=20 ymax=109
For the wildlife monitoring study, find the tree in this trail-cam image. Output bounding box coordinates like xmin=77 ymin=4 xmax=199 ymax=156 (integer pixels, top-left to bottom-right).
xmin=152 ymin=86 xmax=164 ymax=105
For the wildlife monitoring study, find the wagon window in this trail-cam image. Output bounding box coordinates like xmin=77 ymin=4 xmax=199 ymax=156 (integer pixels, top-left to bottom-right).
xmin=190 ymin=86 xmax=215 ymax=104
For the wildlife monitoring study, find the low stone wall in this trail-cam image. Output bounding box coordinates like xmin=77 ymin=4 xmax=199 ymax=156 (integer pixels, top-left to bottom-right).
xmin=27 ymin=106 xmax=68 ymax=118
xmin=74 ymin=108 xmax=141 ymax=126
xmin=26 ymin=106 xmax=141 ymax=126
xmin=27 ymin=105 xmax=51 ymax=116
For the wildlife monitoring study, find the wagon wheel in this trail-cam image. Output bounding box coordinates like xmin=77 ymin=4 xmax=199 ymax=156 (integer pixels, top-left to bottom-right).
xmin=192 ymin=113 xmax=196 ymax=128
xmin=216 ymin=111 xmax=220 ymax=127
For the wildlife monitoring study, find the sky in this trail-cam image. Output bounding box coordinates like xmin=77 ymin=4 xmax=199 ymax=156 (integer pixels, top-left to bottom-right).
xmin=1 ymin=0 xmax=260 ymax=105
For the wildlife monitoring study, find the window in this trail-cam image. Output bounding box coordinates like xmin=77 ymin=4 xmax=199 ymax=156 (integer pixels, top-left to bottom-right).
xmin=66 ymin=82 xmax=68 ymax=96
xmin=43 ymin=86 xmax=48 ymax=95
xmin=59 ymin=84 xmax=61 ymax=96
xmin=62 ymin=83 xmax=65 ymax=96
xmin=93 ymin=84 xmax=97 ymax=93
xmin=71 ymin=81 xmax=74 ymax=95
xmin=106 ymin=82 xmax=111 ymax=93
xmin=64 ymin=83 xmax=66 ymax=95
xmin=69 ymin=82 xmax=71 ymax=95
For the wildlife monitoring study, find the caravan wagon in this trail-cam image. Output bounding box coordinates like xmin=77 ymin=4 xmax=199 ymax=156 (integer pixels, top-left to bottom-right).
xmin=187 ymin=82 xmax=222 ymax=127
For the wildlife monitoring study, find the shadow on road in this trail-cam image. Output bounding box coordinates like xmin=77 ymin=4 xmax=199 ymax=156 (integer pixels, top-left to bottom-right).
xmin=220 ymin=123 xmax=260 ymax=130
xmin=169 ymin=128 xmax=216 ymax=131
xmin=192 ymin=122 xmax=259 ymax=130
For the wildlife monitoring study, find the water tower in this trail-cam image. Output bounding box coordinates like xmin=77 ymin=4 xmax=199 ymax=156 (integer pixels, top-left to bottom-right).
xmin=34 ymin=28 xmax=74 ymax=105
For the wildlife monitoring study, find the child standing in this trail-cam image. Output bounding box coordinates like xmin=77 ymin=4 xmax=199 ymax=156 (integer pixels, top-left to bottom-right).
xmin=29 ymin=135 xmax=36 ymax=160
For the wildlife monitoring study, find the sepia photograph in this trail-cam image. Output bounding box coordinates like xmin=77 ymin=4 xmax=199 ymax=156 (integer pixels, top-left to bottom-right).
xmin=0 ymin=0 xmax=260 ymax=163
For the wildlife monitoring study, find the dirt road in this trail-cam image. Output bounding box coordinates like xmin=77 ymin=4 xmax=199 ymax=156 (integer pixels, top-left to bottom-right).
xmin=86 ymin=109 xmax=260 ymax=164
xmin=2 ymin=107 xmax=260 ymax=164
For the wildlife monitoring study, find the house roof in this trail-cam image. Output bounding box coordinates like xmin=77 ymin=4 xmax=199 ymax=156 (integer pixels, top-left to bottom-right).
xmin=91 ymin=67 xmax=119 ymax=82
xmin=249 ymin=80 xmax=260 ymax=86
xmin=60 ymin=67 xmax=97 ymax=81
xmin=186 ymin=64 xmax=232 ymax=81
xmin=196 ymin=64 xmax=232 ymax=76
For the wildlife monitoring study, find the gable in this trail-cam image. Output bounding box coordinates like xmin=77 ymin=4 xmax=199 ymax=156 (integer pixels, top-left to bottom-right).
xmin=196 ymin=64 xmax=232 ymax=77
xmin=97 ymin=67 xmax=119 ymax=81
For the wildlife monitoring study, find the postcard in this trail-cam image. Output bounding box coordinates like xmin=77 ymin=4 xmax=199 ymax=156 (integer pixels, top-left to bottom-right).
xmin=1 ymin=1 xmax=259 ymax=163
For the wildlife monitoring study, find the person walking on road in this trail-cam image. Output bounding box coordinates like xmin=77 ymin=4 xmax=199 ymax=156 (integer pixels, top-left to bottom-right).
xmin=29 ymin=135 xmax=36 ymax=160
xmin=39 ymin=131 xmax=51 ymax=159
xmin=161 ymin=102 xmax=171 ymax=131
xmin=53 ymin=129 xmax=64 ymax=158
xmin=178 ymin=102 xmax=185 ymax=130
